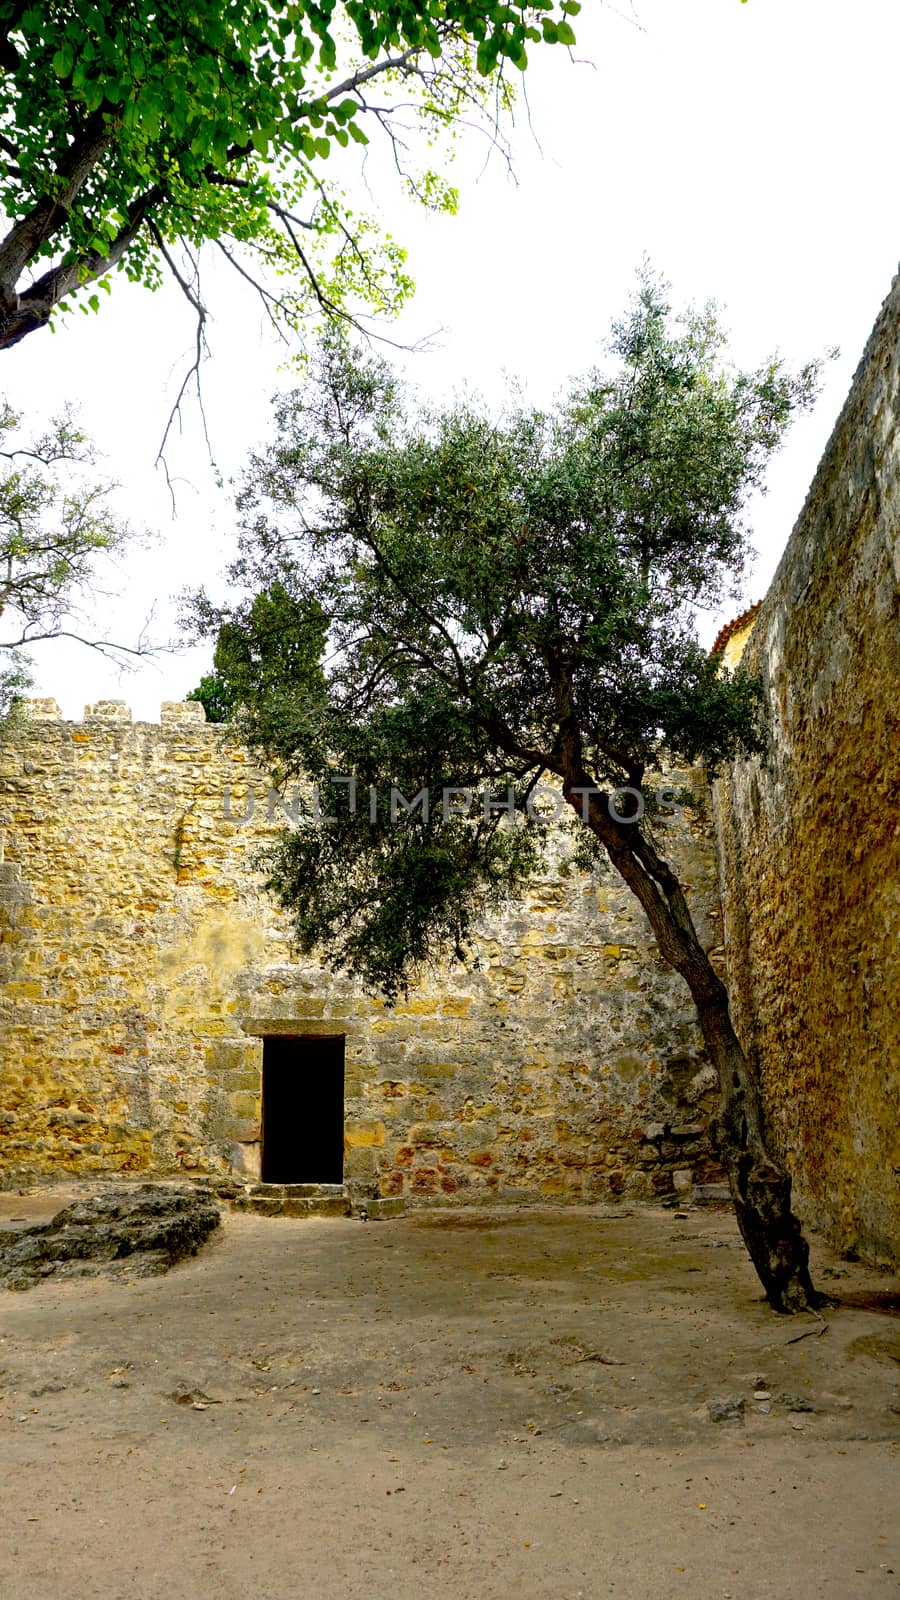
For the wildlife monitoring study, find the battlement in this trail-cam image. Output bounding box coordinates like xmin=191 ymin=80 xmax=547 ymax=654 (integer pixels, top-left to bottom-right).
xmin=23 ymin=697 xmax=208 ymax=726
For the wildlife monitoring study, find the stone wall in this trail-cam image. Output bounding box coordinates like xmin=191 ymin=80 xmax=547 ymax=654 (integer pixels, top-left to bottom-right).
xmin=713 ymin=276 xmax=900 ymax=1263
xmin=0 ymin=698 xmax=724 ymax=1201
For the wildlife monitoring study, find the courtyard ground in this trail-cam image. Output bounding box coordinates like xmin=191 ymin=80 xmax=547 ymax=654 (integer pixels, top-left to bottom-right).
xmin=0 ymin=1193 xmax=897 ymax=1600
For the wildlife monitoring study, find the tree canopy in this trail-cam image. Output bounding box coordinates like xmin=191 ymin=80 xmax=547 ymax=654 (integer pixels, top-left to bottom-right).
xmin=192 ymin=273 xmax=819 ymax=996
xmin=0 ymin=0 xmax=577 ymax=355
xmin=188 ymin=269 xmax=827 ymax=1312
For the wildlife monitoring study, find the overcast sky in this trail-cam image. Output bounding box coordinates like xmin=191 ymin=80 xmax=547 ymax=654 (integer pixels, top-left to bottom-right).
xmin=4 ymin=0 xmax=899 ymax=721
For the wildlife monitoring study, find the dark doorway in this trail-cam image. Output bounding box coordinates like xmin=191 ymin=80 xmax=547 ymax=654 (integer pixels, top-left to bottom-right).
xmin=261 ymin=1034 xmax=345 ymax=1183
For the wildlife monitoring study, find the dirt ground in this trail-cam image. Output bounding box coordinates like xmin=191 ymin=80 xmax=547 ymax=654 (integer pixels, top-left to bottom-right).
xmin=0 ymin=1191 xmax=898 ymax=1600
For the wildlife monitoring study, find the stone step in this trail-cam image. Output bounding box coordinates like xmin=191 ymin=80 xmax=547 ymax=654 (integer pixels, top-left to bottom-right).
xmin=231 ymin=1182 xmax=352 ymax=1219
xmin=246 ymin=1183 xmax=347 ymax=1200
xmin=229 ymin=1188 xmax=409 ymax=1220
xmin=232 ymin=1196 xmax=353 ymax=1218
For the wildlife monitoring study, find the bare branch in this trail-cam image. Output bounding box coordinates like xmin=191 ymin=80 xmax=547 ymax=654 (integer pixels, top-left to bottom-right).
xmin=0 ymin=620 xmax=163 ymax=663
xmin=152 ymin=238 xmax=212 ymax=510
xmin=214 ymin=239 xmax=292 ymax=341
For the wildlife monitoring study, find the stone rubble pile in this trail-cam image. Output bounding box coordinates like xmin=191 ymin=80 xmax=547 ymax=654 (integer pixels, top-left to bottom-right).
xmin=0 ymin=1184 xmax=220 ymax=1290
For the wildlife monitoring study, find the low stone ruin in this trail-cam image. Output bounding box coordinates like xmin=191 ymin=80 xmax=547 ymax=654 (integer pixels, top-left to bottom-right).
xmin=0 ymin=1184 xmax=220 ymax=1290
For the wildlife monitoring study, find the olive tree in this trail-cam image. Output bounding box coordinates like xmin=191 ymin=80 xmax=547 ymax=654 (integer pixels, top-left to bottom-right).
xmin=191 ymin=274 xmax=826 ymax=1312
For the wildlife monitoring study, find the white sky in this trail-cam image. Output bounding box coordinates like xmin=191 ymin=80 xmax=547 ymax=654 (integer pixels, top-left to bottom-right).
xmin=4 ymin=0 xmax=899 ymax=721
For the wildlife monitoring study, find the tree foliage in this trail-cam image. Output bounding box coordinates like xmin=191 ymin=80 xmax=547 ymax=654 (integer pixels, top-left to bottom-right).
xmin=0 ymin=0 xmax=577 ymax=353
xmin=0 ymin=399 xmax=145 ymax=714
xmin=185 ymin=670 xmax=235 ymax=725
xmin=0 ymin=638 xmax=29 ymax=717
xmin=187 ymin=578 xmax=326 ymax=722
xmin=193 ymin=271 xmax=820 ymax=996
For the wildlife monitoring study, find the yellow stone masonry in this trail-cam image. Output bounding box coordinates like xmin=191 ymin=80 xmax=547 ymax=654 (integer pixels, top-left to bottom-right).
xmin=0 ymin=697 xmax=723 ymax=1202
xmin=713 ymin=276 xmax=900 ymax=1263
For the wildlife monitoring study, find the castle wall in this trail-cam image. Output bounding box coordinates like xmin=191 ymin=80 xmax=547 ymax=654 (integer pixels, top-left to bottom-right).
xmin=0 ymin=699 xmax=724 ymax=1201
xmin=713 ymin=277 xmax=900 ymax=1262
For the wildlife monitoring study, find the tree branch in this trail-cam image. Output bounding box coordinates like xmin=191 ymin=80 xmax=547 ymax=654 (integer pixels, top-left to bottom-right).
xmin=0 ymin=183 xmax=163 ymax=349
xmin=0 ymin=111 xmax=115 ymax=292
xmin=0 ymin=622 xmax=160 ymax=660
xmin=214 ymin=238 xmax=292 ymax=340
xmin=150 ymin=233 xmax=212 ymax=508
xmin=317 ymin=46 xmax=425 ymax=103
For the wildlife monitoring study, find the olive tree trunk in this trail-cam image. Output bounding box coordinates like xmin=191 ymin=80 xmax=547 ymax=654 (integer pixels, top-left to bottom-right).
xmin=577 ymin=786 xmax=822 ymax=1313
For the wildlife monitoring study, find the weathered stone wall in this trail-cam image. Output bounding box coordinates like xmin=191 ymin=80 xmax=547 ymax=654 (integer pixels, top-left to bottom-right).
xmin=713 ymin=276 xmax=900 ymax=1263
xmin=0 ymin=699 xmax=724 ymax=1202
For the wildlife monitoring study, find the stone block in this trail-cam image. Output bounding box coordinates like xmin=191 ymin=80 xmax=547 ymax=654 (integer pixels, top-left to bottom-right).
xmin=345 ymin=1120 xmax=385 ymax=1148
xmin=364 ymin=1197 xmax=406 ymax=1219
xmin=344 ymin=1147 xmax=378 ymax=1182
xmin=219 ymin=1118 xmax=259 ymax=1144
xmin=24 ymin=698 xmax=62 ymax=720
xmin=160 ymin=701 xmax=206 ymax=723
xmin=228 ymin=1091 xmax=261 ymax=1119
xmin=84 ymin=700 xmax=132 ymax=721
xmin=309 ymin=1196 xmax=352 ymax=1217
xmin=241 ymin=1196 xmax=283 ymax=1216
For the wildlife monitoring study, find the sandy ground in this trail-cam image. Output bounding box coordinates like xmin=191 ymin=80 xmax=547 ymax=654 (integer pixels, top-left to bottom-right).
xmin=0 ymin=1192 xmax=898 ymax=1600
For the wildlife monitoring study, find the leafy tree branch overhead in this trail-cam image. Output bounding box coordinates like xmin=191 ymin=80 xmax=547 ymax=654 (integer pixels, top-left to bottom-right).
xmin=187 ymin=270 xmax=829 ymax=1312
xmin=0 ymin=0 xmax=578 ymax=353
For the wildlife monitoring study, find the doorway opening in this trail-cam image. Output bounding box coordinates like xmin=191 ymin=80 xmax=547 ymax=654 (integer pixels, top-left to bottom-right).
xmin=261 ymin=1034 xmax=345 ymax=1184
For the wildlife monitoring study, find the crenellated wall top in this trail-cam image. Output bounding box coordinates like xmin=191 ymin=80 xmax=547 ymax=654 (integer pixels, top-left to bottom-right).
xmin=19 ymin=697 xmax=208 ymax=726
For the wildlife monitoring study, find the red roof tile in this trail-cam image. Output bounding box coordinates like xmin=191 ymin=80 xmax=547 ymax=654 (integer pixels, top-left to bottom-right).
xmin=710 ymin=602 xmax=761 ymax=657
